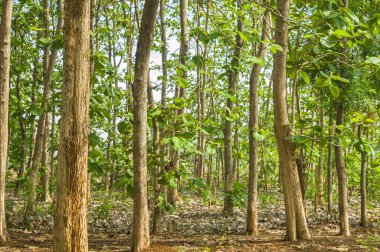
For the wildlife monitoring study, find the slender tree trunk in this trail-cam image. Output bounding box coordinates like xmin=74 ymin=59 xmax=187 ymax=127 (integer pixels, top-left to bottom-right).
xmin=315 ymin=100 xmax=324 ymax=207
xmin=53 ymin=0 xmax=91 ymax=250
xmin=131 ymin=1 xmax=159 ymax=251
xmin=334 ymin=0 xmax=350 ymax=237
xmin=247 ymin=7 xmax=271 ymax=235
xmin=0 ymin=0 xmax=13 ymax=242
xmin=168 ymin=0 xmax=189 ymax=207
xmin=358 ymin=125 xmax=367 ymax=227
xmin=153 ymin=0 xmax=168 ymax=234
xmin=41 ymin=115 xmax=51 ymax=202
xmin=327 ymin=105 xmax=334 ymax=213
xmin=272 ymin=0 xmax=310 ymax=241
xmin=224 ymin=0 xmax=243 ymax=216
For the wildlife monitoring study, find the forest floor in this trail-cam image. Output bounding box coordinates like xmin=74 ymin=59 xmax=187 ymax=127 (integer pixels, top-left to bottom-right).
xmin=1 ymin=193 xmax=379 ymax=251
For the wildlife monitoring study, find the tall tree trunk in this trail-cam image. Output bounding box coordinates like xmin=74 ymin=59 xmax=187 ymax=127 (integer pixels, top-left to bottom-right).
xmin=41 ymin=115 xmax=51 ymax=202
xmin=223 ymin=0 xmax=243 ymax=216
xmin=53 ymin=0 xmax=91 ymax=250
xmin=131 ymin=0 xmax=159 ymax=251
xmin=247 ymin=7 xmax=271 ymax=235
xmin=0 ymin=0 xmax=13 ymax=242
xmin=327 ymin=106 xmax=334 ymax=213
xmin=334 ymin=0 xmax=350 ymax=237
xmin=358 ymin=125 xmax=367 ymax=227
xmin=168 ymin=0 xmax=189 ymax=206
xmin=272 ymin=0 xmax=310 ymax=241
xmin=153 ymin=0 xmax=168 ymax=235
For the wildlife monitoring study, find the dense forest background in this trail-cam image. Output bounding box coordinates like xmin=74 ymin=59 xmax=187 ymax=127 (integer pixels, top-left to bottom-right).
xmin=0 ymin=0 xmax=380 ymax=251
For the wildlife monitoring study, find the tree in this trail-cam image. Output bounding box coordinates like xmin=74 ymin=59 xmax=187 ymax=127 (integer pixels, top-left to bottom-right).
xmin=272 ymin=0 xmax=310 ymax=241
xmin=131 ymin=0 xmax=159 ymax=251
xmin=53 ymin=0 xmax=91 ymax=250
xmin=223 ymin=0 xmax=243 ymax=217
xmin=247 ymin=7 xmax=271 ymax=235
xmin=334 ymin=0 xmax=350 ymax=237
xmin=0 ymin=0 xmax=13 ymax=243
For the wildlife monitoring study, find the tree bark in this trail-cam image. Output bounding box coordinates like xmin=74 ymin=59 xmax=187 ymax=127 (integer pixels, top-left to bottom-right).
xmin=131 ymin=0 xmax=159 ymax=251
xmin=247 ymin=7 xmax=271 ymax=236
xmin=272 ymin=0 xmax=310 ymax=241
xmin=53 ymin=0 xmax=91 ymax=250
xmin=224 ymin=0 xmax=243 ymax=217
xmin=358 ymin=125 xmax=367 ymax=227
xmin=153 ymin=0 xmax=168 ymax=235
xmin=0 ymin=0 xmax=13 ymax=242
xmin=327 ymin=106 xmax=334 ymax=213
xmin=334 ymin=0 xmax=350 ymax=237
xmin=168 ymin=0 xmax=189 ymax=207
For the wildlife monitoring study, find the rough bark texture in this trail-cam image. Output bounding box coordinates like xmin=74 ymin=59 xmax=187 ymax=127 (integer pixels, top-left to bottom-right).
xmin=272 ymin=0 xmax=310 ymax=241
xmin=53 ymin=0 xmax=91 ymax=250
xmin=0 ymin=0 xmax=13 ymax=243
xmin=131 ymin=0 xmax=159 ymax=251
xmin=247 ymin=8 xmax=271 ymax=236
xmin=224 ymin=0 xmax=243 ymax=217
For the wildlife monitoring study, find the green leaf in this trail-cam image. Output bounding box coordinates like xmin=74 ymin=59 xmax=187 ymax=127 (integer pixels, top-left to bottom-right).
xmin=332 ymin=29 xmax=352 ymax=38
xmin=299 ymin=71 xmax=310 ymax=84
xmin=329 ymin=83 xmax=340 ymax=98
xmin=39 ymin=37 xmax=51 ymax=46
xmin=30 ymin=107 xmax=44 ymax=116
xmin=366 ymin=57 xmax=380 ymax=66
xmin=331 ymin=75 xmax=349 ymax=83
xmin=253 ymin=132 xmax=264 ymax=141
xmin=236 ymin=31 xmax=248 ymax=41
xmin=117 ymin=121 xmax=129 ymax=134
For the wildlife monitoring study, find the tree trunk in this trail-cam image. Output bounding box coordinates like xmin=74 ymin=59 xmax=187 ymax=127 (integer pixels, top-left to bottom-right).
xmin=168 ymin=0 xmax=189 ymax=207
xmin=131 ymin=0 xmax=159 ymax=251
xmin=358 ymin=125 xmax=367 ymax=227
xmin=224 ymin=0 xmax=243 ymax=217
xmin=247 ymin=7 xmax=271 ymax=235
xmin=334 ymin=0 xmax=350 ymax=237
xmin=272 ymin=0 xmax=310 ymax=241
xmin=327 ymin=107 xmax=333 ymax=213
xmin=153 ymin=0 xmax=168 ymax=235
xmin=0 ymin=0 xmax=13 ymax=242
xmin=53 ymin=0 xmax=91 ymax=250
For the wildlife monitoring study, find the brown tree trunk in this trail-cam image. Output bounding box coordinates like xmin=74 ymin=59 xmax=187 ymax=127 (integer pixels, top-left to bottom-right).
xmin=53 ymin=0 xmax=91 ymax=250
xmin=334 ymin=0 xmax=350 ymax=237
xmin=0 ymin=0 xmax=13 ymax=242
xmin=327 ymin=106 xmax=334 ymax=213
xmin=272 ymin=0 xmax=310 ymax=241
xmin=131 ymin=0 xmax=159 ymax=251
xmin=247 ymin=7 xmax=271 ymax=235
xmin=224 ymin=0 xmax=243 ymax=217
xmin=358 ymin=125 xmax=367 ymax=227
xmin=168 ymin=0 xmax=189 ymax=207
xmin=153 ymin=0 xmax=168 ymax=234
